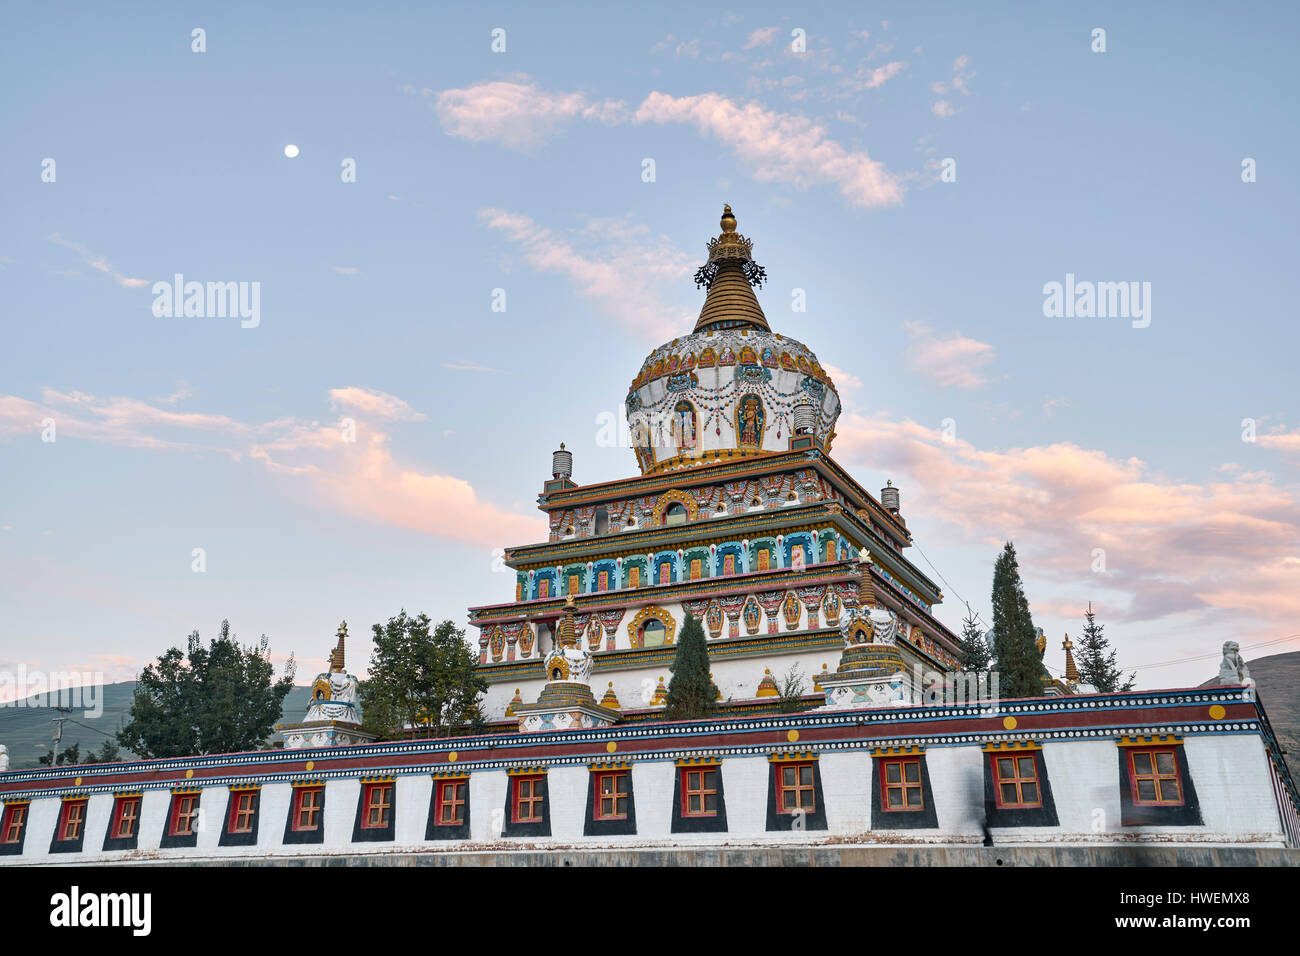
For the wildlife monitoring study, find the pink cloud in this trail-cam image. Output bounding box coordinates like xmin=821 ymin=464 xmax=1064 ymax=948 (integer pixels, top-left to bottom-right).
xmin=0 ymin=387 xmax=543 ymax=550
xmin=902 ymin=321 xmax=996 ymax=387
xmin=478 ymin=207 xmax=694 ymax=344
xmin=831 ymin=413 xmax=1300 ymax=635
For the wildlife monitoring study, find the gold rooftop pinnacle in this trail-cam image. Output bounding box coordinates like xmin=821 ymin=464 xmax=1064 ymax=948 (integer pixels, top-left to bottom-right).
xmin=328 ymin=621 xmax=347 ymax=673
xmin=1063 ymin=634 xmax=1079 ymax=684
xmin=693 ymin=204 xmax=770 ymax=333
xmin=556 ymin=593 xmax=579 ymax=648
xmin=856 ymin=553 xmax=877 ymax=609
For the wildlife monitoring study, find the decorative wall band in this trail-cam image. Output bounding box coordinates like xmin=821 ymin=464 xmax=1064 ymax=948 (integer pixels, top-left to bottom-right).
xmin=768 ymin=751 xmax=819 ymax=763
xmin=1118 ymin=735 xmax=1183 ymax=747
xmin=982 ymin=741 xmax=1043 ymax=752
xmin=871 ymin=746 xmax=924 ymax=757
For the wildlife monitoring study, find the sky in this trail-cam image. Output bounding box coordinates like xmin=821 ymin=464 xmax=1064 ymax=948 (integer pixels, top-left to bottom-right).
xmin=1 ymin=2 xmax=1297 ymax=702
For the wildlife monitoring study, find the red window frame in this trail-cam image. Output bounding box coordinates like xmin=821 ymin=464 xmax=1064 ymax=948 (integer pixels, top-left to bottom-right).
xmin=594 ymin=770 xmax=629 ymax=820
xmin=435 ymin=779 xmax=467 ymax=826
xmin=56 ymin=799 xmax=87 ymax=841
xmin=776 ymin=762 xmax=816 ymax=814
xmin=538 ymin=578 xmax=550 ymax=599
xmin=228 ymin=790 xmax=257 ymax=833
xmin=880 ymin=757 xmax=924 ymax=812
xmin=680 ymin=767 xmax=720 ymax=818
xmin=1 ymin=803 xmax=29 ymax=844
xmin=169 ymin=793 xmax=200 ymax=836
xmin=598 ymin=571 xmax=609 ymax=592
xmin=991 ymin=752 xmax=1043 ymax=809
xmin=723 ymin=554 xmax=736 ymax=576
xmin=111 ymin=796 xmax=141 ymax=839
xmin=361 ymin=782 xmax=393 ymax=829
xmin=513 ymin=775 xmax=546 ymax=824
xmin=1128 ymin=748 xmax=1184 ymax=806
xmin=291 ymin=786 xmax=324 ymax=832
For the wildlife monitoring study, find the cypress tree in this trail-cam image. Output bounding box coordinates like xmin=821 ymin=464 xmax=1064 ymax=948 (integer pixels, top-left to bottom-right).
xmin=664 ymin=613 xmax=715 ymax=720
xmin=990 ymin=542 xmax=1044 ymax=699
xmin=1076 ymin=602 xmax=1135 ymax=692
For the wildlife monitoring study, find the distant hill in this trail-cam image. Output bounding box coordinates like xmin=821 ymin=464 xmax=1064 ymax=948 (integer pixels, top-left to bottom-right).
xmin=1201 ymin=651 xmax=1300 ymax=780
xmin=0 ymin=682 xmax=312 ymax=770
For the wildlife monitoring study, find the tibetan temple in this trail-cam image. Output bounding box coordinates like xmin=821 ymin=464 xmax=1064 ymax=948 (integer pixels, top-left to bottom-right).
xmin=471 ymin=206 xmax=964 ymax=730
xmin=0 ymin=208 xmax=1296 ymax=863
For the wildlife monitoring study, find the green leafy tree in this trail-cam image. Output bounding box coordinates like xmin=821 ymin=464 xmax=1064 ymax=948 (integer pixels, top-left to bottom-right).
xmin=1076 ymin=602 xmax=1135 ymax=692
xmin=118 ymin=621 xmax=296 ymax=759
xmin=359 ymin=612 xmax=487 ymax=740
xmin=38 ymin=742 xmax=81 ymax=766
xmin=664 ymin=613 xmax=715 ymax=720
xmin=776 ymin=663 xmax=807 ymax=714
xmin=957 ymin=604 xmax=993 ymax=673
xmin=990 ymin=542 xmax=1045 ymax=699
xmin=85 ymin=739 xmax=122 ymax=764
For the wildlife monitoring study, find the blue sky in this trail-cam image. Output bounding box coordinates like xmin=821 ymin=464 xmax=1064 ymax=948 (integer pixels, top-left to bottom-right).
xmin=1 ymin=1 xmax=1297 ymax=697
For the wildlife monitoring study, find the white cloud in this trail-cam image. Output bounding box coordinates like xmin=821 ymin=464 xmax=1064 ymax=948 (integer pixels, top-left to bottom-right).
xmin=744 ymin=26 xmax=780 ymax=49
xmin=428 ymin=77 xmax=906 ymax=208
xmin=422 ymin=79 xmax=627 ymax=150
xmin=48 ymin=235 xmax=149 ymax=289
xmin=633 ymin=91 xmax=905 ymax=208
xmin=479 ymin=207 xmax=694 ymax=343
xmin=328 ymin=386 xmax=427 ymax=422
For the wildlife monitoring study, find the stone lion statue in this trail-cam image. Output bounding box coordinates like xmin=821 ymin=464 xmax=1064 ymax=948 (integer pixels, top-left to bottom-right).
xmin=1218 ymin=641 xmax=1252 ymax=685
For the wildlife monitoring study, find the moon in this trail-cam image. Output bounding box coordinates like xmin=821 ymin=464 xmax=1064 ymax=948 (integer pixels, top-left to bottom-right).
xmin=284 ymin=144 xmax=299 ymax=158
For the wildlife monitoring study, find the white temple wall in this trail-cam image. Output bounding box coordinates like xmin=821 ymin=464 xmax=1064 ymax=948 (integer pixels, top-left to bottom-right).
xmin=547 ymin=766 xmax=588 ymax=841
xmin=1184 ymin=734 xmax=1279 ymax=836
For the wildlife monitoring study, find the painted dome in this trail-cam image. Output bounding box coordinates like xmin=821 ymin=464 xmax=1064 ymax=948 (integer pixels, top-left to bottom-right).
xmin=626 ymin=206 xmax=841 ymax=475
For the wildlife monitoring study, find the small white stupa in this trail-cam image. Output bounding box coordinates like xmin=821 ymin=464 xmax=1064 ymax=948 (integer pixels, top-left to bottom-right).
xmin=277 ymin=622 xmax=378 ymax=750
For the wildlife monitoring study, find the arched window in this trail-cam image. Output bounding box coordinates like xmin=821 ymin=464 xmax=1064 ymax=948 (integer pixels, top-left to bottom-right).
xmin=594 ymin=507 xmax=610 ymax=535
xmin=665 ymin=502 xmax=688 ymax=526
xmin=641 ymin=619 xmax=666 ymax=648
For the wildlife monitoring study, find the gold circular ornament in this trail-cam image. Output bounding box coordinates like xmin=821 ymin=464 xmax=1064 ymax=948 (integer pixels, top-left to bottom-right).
xmin=1002 ymin=716 xmax=1018 ymax=730
xmin=305 ymin=761 xmax=315 ymax=772
xmin=74 ymin=776 xmax=82 ymax=786
xmin=606 ymin=742 xmax=617 ymax=753
xmin=1209 ymin=704 xmax=1226 ymax=720
xmin=787 ymin=729 xmax=800 ymax=743
xmin=448 ymin=751 xmax=458 ymax=762
xmin=185 ymin=769 xmax=194 ymax=779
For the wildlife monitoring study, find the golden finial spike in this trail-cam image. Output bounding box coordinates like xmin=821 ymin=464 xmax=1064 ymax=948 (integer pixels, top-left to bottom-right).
xmin=720 ymin=204 xmax=736 ymax=234
xmin=329 ymin=622 xmax=347 ymax=673
xmin=857 ymin=552 xmax=876 ymax=608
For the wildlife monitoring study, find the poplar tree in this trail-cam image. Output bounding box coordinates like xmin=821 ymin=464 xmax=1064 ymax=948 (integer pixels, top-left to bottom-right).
xmin=664 ymin=613 xmax=715 ymax=720
xmin=1076 ymin=602 xmax=1135 ymax=692
xmin=990 ymin=542 xmax=1044 ymax=699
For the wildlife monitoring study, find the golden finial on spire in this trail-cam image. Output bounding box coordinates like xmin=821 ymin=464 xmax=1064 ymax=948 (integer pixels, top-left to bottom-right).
xmin=856 ymin=552 xmax=877 ymax=608
xmin=1063 ymin=634 xmax=1079 ymax=684
xmin=720 ymin=204 xmax=736 ymax=233
xmin=556 ymin=593 xmax=578 ymax=648
xmin=328 ymin=622 xmax=347 ymax=673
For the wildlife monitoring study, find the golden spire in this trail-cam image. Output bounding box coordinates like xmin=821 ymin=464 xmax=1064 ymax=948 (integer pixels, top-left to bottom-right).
xmin=693 ymin=204 xmax=770 ymax=333
xmin=1063 ymin=634 xmax=1079 ymax=684
xmin=856 ymin=552 xmax=877 ymax=609
xmin=328 ymin=621 xmax=347 ymax=673
xmin=556 ymin=593 xmax=578 ymax=648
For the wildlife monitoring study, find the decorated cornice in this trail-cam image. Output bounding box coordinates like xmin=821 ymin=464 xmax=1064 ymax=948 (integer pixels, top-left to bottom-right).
xmin=536 ymin=450 xmax=909 ymax=548
xmin=2 ymin=688 xmax=1285 ymax=810
xmin=476 ymin=627 xmax=848 ymax=684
